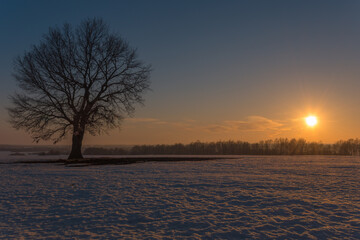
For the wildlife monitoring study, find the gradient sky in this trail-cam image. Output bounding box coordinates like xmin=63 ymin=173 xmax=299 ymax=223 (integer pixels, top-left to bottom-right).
xmin=1 ymin=0 xmax=360 ymax=145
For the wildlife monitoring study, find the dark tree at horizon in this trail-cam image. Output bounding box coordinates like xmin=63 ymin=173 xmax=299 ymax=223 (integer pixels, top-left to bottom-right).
xmin=8 ymin=18 xmax=151 ymax=159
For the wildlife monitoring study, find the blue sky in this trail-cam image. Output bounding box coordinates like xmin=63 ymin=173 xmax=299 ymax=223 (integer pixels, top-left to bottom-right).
xmin=1 ymin=0 xmax=360 ymax=145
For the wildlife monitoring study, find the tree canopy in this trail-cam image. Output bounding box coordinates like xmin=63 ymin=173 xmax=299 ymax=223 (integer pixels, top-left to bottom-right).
xmin=8 ymin=18 xmax=151 ymax=159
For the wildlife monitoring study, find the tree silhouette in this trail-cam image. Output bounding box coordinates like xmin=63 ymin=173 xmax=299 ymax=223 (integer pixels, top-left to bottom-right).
xmin=8 ymin=18 xmax=151 ymax=159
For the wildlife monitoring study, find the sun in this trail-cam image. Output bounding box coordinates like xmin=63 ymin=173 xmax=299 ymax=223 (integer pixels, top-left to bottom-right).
xmin=305 ymin=116 xmax=317 ymax=127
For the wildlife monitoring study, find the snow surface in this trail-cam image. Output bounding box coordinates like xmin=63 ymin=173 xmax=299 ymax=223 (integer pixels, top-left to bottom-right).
xmin=0 ymin=155 xmax=359 ymax=239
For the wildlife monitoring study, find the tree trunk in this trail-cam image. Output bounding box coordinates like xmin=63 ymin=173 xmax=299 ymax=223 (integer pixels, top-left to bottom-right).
xmin=68 ymin=130 xmax=84 ymax=159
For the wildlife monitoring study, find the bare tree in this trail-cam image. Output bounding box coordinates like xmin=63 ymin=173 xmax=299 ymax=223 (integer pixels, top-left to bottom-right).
xmin=8 ymin=18 xmax=151 ymax=159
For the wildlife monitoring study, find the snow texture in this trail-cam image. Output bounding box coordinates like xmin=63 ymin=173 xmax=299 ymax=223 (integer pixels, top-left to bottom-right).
xmin=0 ymin=155 xmax=359 ymax=239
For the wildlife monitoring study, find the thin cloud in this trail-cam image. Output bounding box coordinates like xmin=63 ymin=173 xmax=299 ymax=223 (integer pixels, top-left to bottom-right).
xmin=126 ymin=116 xmax=285 ymax=133
xmin=125 ymin=118 xmax=160 ymax=123
xmin=125 ymin=118 xmax=193 ymax=129
xmin=225 ymin=116 xmax=283 ymax=132
xmin=203 ymin=124 xmax=232 ymax=133
xmin=203 ymin=116 xmax=284 ymax=133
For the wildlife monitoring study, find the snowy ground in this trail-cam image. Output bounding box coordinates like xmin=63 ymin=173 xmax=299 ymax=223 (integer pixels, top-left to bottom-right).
xmin=0 ymin=155 xmax=359 ymax=239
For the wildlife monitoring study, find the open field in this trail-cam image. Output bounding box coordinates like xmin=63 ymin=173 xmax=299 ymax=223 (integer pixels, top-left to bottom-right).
xmin=0 ymin=155 xmax=359 ymax=239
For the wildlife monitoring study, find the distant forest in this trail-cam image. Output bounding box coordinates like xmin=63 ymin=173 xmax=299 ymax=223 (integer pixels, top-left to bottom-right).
xmin=84 ymin=138 xmax=360 ymax=156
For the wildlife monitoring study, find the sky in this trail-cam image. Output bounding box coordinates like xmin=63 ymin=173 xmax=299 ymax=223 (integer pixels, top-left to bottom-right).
xmin=1 ymin=0 xmax=360 ymax=145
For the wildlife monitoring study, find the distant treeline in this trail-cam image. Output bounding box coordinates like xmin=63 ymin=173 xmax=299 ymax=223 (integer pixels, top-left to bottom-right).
xmin=84 ymin=147 xmax=127 ymax=155
xmin=84 ymin=138 xmax=360 ymax=156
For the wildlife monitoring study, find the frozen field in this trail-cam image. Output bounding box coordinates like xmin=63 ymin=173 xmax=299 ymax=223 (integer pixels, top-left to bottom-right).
xmin=0 ymin=155 xmax=359 ymax=239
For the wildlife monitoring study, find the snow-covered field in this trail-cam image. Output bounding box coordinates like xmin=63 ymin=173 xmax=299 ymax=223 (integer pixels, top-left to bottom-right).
xmin=0 ymin=155 xmax=359 ymax=239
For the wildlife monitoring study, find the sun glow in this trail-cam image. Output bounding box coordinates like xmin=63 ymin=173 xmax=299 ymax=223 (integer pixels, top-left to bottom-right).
xmin=305 ymin=116 xmax=317 ymax=127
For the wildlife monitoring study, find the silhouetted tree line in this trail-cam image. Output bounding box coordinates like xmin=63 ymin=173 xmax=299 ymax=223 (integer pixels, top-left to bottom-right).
xmin=84 ymin=147 xmax=128 ymax=155
xmin=84 ymin=138 xmax=360 ymax=156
